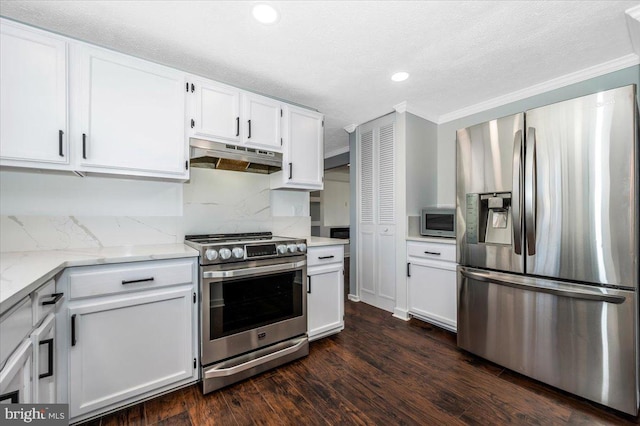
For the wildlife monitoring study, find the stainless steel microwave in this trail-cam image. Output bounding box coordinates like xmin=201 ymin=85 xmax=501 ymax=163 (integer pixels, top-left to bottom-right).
xmin=420 ymin=208 xmax=455 ymax=238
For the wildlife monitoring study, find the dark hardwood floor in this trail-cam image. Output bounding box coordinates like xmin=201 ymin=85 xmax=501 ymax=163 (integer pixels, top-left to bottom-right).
xmin=88 ymin=301 xmax=639 ymax=425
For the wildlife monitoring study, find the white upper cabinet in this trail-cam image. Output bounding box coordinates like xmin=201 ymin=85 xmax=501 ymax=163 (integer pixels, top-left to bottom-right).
xmin=241 ymin=92 xmax=282 ymax=151
xmin=189 ymin=78 xmax=241 ymax=144
xmin=271 ymin=104 xmax=324 ymax=190
xmin=77 ymin=45 xmax=188 ymax=179
xmin=0 ymin=21 xmax=69 ymax=168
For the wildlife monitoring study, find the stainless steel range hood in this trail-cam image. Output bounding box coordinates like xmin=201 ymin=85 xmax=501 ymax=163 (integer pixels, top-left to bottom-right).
xmin=189 ymin=138 xmax=282 ymax=174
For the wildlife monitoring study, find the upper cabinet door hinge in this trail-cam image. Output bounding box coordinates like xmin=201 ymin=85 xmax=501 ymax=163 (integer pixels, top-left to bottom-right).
xmin=191 ymin=119 xmax=195 ymax=128
xmin=193 ymin=358 xmax=197 ymax=369
xmin=185 ymin=82 xmax=189 ymax=92
xmin=185 ymin=161 xmax=189 ymax=171
xmin=190 ymin=83 xmax=195 ymax=93
xmin=322 ymin=120 xmax=324 ymax=127
xmin=280 ymin=109 xmax=283 ymax=117
xmin=193 ymin=292 xmax=196 ymax=303
xmin=280 ymin=138 xmax=283 ymax=146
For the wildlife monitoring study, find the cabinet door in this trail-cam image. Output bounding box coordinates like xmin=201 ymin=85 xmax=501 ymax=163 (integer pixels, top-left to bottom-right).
xmin=0 ymin=21 xmax=68 ymax=166
xmin=68 ymin=286 xmax=194 ymax=419
xmin=282 ymin=105 xmax=324 ymax=189
xmin=307 ymin=264 xmax=343 ymax=341
xmin=31 ymin=314 xmax=56 ymax=403
xmin=408 ymin=261 xmax=457 ymax=331
xmin=0 ymin=339 xmax=33 ymax=404
xmin=78 ymin=45 xmax=187 ymax=178
xmin=241 ymin=92 xmax=281 ymax=151
xmin=190 ymin=78 xmax=241 ymax=144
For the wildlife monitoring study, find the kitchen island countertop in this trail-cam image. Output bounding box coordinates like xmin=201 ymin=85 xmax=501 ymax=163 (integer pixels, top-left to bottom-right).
xmin=0 ymin=244 xmax=199 ymax=315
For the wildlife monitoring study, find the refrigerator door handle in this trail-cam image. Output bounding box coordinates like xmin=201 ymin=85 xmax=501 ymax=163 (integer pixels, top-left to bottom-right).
xmin=460 ymin=269 xmax=626 ymax=304
xmin=512 ymin=130 xmax=523 ymax=255
xmin=525 ymin=127 xmax=537 ymax=255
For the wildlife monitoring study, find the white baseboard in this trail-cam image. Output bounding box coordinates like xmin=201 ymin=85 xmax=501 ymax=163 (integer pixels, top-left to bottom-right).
xmin=392 ymin=308 xmax=410 ymax=321
xmin=347 ymin=294 xmax=360 ymax=302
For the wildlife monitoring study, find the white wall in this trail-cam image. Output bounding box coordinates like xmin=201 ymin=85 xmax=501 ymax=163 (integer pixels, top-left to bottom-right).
xmin=436 ymin=65 xmax=640 ymax=206
xmin=0 ymin=167 xmax=310 ymax=252
xmin=322 ymin=180 xmax=349 ymax=227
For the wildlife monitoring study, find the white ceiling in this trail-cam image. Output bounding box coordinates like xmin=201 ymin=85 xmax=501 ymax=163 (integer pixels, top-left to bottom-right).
xmin=1 ymin=1 xmax=638 ymax=157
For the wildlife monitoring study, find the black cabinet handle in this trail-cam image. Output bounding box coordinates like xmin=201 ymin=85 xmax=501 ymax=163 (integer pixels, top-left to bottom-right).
xmin=0 ymin=390 xmax=19 ymax=403
xmin=39 ymin=338 xmax=54 ymax=379
xmin=71 ymin=314 xmax=77 ymax=347
xmin=41 ymin=292 xmax=63 ymax=306
xmin=318 ymin=255 xmax=335 ymax=260
xmin=407 ymin=263 xmax=411 ymax=277
xmin=236 ymin=117 xmax=240 ymax=137
xmin=59 ymin=130 xmax=64 ymax=157
xmin=248 ymin=120 xmax=252 ymax=138
xmin=424 ymin=251 xmax=441 ymax=256
xmin=82 ymin=133 xmax=87 ymax=159
xmin=122 ymin=277 xmax=154 ymax=285
xmin=307 ymin=276 xmax=311 ymax=294
xmin=288 ymin=163 xmax=292 ymax=180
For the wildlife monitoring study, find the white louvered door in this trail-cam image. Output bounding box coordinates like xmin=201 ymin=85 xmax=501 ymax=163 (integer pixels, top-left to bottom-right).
xmin=357 ymin=114 xmax=396 ymax=312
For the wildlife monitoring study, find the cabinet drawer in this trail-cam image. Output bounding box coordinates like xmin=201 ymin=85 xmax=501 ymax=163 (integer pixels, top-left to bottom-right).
xmin=307 ymin=246 xmax=344 ymax=267
xmin=68 ymin=259 xmax=194 ymax=300
xmin=0 ymin=297 xmax=32 ymax=369
xmin=407 ymin=241 xmax=456 ymax=262
xmin=32 ymin=279 xmax=59 ymax=326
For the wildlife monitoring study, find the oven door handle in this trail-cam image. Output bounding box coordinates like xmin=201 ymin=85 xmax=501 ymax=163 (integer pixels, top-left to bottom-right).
xmin=202 ymin=260 xmax=307 ymax=279
xmin=203 ymin=336 xmax=308 ymax=379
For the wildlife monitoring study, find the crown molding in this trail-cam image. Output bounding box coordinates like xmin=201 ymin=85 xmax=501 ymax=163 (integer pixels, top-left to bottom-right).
xmin=626 ymin=6 xmax=640 ymax=58
xmin=393 ymin=101 xmax=407 ymax=113
xmin=438 ymin=54 xmax=639 ymax=123
xmin=343 ymin=124 xmax=357 ymax=133
xmin=393 ymin=101 xmax=440 ymax=123
xmin=626 ymin=4 xmax=640 ymax=20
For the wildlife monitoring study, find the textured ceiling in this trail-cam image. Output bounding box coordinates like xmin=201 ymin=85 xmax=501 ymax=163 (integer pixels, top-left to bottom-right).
xmin=1 ymin=1 xmax=638 ymax=156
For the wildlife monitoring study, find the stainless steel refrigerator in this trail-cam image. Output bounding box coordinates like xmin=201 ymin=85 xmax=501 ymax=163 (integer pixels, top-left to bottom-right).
xmin=456 ymin=85 xmax=639 ymax=415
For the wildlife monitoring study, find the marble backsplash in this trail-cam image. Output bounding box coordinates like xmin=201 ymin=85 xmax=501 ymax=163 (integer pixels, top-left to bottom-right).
xmin=0 ymin=168 xmax=310 ymax=252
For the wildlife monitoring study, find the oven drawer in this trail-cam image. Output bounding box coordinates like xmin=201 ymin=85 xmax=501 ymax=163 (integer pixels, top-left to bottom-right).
xmin=407 ymin=241 xmax=455 ymax=263
xmin=307 ymin=246 xmax=344 ymax=267
xmin=68 ymin=259 xmax=194 ymax=300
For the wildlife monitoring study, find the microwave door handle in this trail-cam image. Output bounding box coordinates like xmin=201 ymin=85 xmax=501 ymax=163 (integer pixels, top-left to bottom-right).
xmin=512 ymin=129 xmax=523 ymax=255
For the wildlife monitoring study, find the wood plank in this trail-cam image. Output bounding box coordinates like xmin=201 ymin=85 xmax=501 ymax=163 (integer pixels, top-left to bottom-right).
xmin=144 ymin=388 xmax=188 ymax=425
xmin=221 ymin=379 xmax=284 ymax=425
xmin=182 ymin=384 xmax=237 ymax=426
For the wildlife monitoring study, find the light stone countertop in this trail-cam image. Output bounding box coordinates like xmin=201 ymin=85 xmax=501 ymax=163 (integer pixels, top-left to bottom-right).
xmin=302 ymin=236 xmax=350 ymax=247
xmin=0 ymin=244 xmax=199 ymax=315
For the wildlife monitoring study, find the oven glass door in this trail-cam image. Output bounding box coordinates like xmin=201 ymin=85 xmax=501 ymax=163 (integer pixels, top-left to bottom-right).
xmin=209 ymin=269 xmax=304 ymax=340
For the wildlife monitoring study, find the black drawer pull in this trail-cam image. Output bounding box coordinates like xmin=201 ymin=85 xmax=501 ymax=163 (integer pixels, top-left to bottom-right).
xmin=318 ymin=255 xmax=335 ymax=260
xmin=307 ymin=276 xmax=311 ymax=294
xmin=248 ymin=119 xmax=252 ymax=138
xmin=407 ymin=262 xmax=411 ymax=277
xmin=288 ymin=162 xmax=292 ymax=180
xmin=424 ymin=251 xmax=441 ymax=256
xmin=236 ymin=117 xmax=240 ymax=137
xmin=122 ymin=277 xmax=155 ymax=285
xmin=39 ymin=338 xmax=54 ymax=379
xmin=42 ymin=292 xmax=64 ymax=306
xmin=0 ymin=390 xmax=19 ymax=403
xmin=82 ymin=133 xmax=87 ymax=159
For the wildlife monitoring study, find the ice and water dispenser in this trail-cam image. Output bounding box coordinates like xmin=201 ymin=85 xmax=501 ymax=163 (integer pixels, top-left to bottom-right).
xmin=465 ymin=192 xmax=512 ymax=245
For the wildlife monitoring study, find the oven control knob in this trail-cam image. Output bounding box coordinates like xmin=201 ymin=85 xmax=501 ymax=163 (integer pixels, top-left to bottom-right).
xmin=297 ymin=243 xmax=307 ymax=253
xmin=232 ymin=247 xmax=244 ymax=259
xmin=287 ymin=244 xmax=298 ymax=253
xmin=205 ymin=249 xmax=219 ymax=261
xmin=219 ymin=248 xmax=232 ymax=260
xmin=277 ymin=244 xmax=287 ymax=255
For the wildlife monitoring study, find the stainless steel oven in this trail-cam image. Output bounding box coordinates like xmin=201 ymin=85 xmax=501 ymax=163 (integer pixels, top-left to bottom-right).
xmin=185 ymin=232 xmax=309 ymax=393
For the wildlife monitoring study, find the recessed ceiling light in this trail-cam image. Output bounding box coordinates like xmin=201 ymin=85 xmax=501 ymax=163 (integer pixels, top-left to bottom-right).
xmin=252 ymin=3 xmax=279 ymax=24
xmin=391 ymin=72 xmax=409 ymax=82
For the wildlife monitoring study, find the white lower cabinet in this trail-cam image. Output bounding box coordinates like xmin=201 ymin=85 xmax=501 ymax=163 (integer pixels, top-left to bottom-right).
xmin=407 ymin=240 xmax=457 ymax=332
xmin=307 ymin=245 xmax=344 ymax=341
xmin=0 ymin=340 xmax=33 ymax=404
xmin=58 ymin=258 xmax=198 ymax=423
xmin=31 ymin=313 xmax=56 ymax=403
